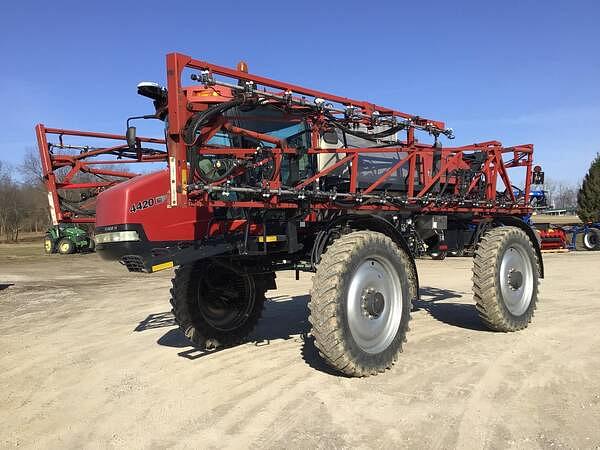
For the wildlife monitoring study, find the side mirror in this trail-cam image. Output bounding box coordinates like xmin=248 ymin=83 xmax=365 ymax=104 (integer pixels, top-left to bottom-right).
xmin=126 ymin=126 xmax=137 ymax=148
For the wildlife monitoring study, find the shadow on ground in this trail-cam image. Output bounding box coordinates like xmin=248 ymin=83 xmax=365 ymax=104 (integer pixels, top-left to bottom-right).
xmin=136 ymin=295 xmax=318 ymax=364
xmin=134 ymin=312 xmax=175 ymax=332
xmin=414 ymin=286 xmax=489 ymax=332
xmin=0 ymin=283 xmax=15 ymax=291
xmin=137 ymin=286 xmax=488 ymax=372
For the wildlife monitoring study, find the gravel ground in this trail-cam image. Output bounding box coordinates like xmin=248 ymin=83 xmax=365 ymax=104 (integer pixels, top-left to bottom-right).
xmin=1 ymin=242 xmax=599 ymax=449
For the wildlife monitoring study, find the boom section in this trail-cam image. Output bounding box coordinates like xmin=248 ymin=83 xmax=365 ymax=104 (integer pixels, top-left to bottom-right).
xmin=164 ymin=53 xmax=534 ymax=216
xmin=36 ymin=124 xmax=167 ymax=224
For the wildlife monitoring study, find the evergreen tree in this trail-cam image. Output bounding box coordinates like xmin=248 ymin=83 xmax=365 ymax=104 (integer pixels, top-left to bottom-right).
xmin=577 ymin=153 xmax=600 ymax=222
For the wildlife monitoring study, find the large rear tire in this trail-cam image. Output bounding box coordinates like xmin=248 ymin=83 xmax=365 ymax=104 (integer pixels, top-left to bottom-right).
xmin=309 ymin=231 xmax=412 ymax=377
xmin=44 ymin=236 xmax=56 ymax=254
xmin=583 ymin=229 xmax=600 ymax=251
xmin=473 ymin=226 xmax=539 ymax=331
xmin=170 ymin=262 xmax=268 ymax=350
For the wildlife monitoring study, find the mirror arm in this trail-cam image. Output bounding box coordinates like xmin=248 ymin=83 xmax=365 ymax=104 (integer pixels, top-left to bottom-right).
xmin=126 ymin=114 xmax=156 ymax=128
xmin=125 ymin=114 xmax=159 ymax=148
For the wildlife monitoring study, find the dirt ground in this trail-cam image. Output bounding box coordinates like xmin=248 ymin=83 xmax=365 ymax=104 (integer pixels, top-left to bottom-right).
xmin=1 ymin=243 xmax=599 ymax=449
xmin=530 ymin=214 xmax=581 ymax=225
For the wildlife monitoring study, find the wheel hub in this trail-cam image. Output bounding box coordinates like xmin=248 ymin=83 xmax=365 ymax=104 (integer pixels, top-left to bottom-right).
xmin=347 ymin=257 xmax=403 ymax=354
xmin=507 ymin=269 xmax=523 ymax=290
xmin=499 ymin=245 xmax=534 ymax=316
xmin=196 ymin=267 xmax=255 ymax=331
xmin=361 ymin=288 xmax=385 ymax=319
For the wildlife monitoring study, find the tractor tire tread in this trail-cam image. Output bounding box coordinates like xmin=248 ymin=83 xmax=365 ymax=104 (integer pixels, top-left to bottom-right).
xmin=309 ymin=231 xmax=412 ymax=377
xmin=472 ymin=226 xmax=539 ymax=332
xmin=170 ymin=264 xmax=268 ymax=350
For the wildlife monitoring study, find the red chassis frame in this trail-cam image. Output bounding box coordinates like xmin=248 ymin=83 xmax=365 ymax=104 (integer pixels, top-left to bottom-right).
xmin=36 ymin=124 xmax=166 ymax=224
xmin=164 ymin=53 xmax=534 ymax=216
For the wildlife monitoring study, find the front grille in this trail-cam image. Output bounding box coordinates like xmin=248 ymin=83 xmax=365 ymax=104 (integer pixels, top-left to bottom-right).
xmin=120 ymin=255 xmax=146 ymax=272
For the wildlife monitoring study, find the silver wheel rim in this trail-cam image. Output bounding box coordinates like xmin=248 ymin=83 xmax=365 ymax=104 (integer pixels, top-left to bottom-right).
xmin=347 ymin=255 xmax=403 ymax=354
xmin=499 ymin=244 xmax=534 ymax=316
xmin=584 ymin=232 xmax=596 ymax=249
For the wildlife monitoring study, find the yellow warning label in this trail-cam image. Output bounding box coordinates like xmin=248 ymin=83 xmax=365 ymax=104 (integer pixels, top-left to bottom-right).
xmin=151 ymin=261 xmax=174 ymax=272
xmin=257 ymin=235 xmax=278 ymax=243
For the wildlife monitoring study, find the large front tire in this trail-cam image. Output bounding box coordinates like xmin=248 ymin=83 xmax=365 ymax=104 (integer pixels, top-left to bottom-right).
xmin=57 ymin=238 xmax=75 ymax=255
xmin=473 ymin=226 xmax=539 ymax=331
xmin=309 ymin=231 xmax=412 ymax=377
xmin=170 ymin=262 xmax=268 ymax=350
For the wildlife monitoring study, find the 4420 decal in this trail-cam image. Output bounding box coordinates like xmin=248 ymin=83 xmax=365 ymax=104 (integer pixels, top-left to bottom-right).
xmin=129 ymin=195 xmax=167 ymax=213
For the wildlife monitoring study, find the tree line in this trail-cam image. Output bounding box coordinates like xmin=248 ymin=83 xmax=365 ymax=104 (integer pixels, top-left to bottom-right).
xmin=0 ymin=149 xmax=53 ymax=241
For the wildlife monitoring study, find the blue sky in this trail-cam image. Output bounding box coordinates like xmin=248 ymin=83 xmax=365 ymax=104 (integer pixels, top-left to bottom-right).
xmin=1 ymin=0 xmax=599 ymax=185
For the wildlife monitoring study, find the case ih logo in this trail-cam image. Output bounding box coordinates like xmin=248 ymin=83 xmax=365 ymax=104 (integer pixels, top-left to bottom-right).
xmin=129 ymin=195 xmax=166 ymax=213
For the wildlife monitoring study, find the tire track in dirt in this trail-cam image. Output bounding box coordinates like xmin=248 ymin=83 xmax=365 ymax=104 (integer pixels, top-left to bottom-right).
xmin=452 ymin=305 xmax=600 ymax=448
xmin=221 ymin=373 xmax=322 ymax=449
xmin=173 ymin=357 xmax=311 ymax=447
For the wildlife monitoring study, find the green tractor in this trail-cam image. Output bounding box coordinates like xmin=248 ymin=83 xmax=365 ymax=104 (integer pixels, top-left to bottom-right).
xmin=44 ymin=224 xmax=95 ymax=255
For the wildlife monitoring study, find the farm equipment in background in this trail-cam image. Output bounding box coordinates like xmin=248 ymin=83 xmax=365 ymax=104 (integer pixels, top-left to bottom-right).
xmin=35 ymin=125 xmax=168 ymax=253
xmin=534 ymin=223 xmax=568 ymax=250
xmin=563 ymin=223 xmax=600 ymax=251
xmin=513 ymin=166 xmax=598 ymax=252
xmin=528 ymin=166 xmax=548 ymax=210
xmin=529 ymin=188 xmax=548 ymax=210
xmin=44 ymin=223 xmax=94 ymax=254
xmin=86 ymin=52 xmax=543 ymax=377
xmin=531 ymin=222 xmax=600 ymax=252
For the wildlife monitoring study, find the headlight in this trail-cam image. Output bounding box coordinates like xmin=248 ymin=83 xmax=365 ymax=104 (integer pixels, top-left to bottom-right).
xmin=94 ymin=231 xmax=140 ymax=244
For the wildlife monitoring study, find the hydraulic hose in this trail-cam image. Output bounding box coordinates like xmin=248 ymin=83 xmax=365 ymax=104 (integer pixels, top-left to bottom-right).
xmin=58 ymin=198 xmax=95 ymax=216
xmin=324 ymin=111 xmax=406 ymax=141
xmin=184 ymin=98 xmax=252 ymax=183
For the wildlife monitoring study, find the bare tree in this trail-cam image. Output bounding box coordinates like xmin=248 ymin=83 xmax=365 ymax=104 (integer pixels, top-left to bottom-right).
xmin=554 ymin=184 xmax=578 ymax=211
xmin=0 ymin=152 xmax=54 ymax=241
xmin=0 ymin=163 xmax=22 ymax=240
xmin=19 ymin=147 xmax=44 ymax=186
xmin=543 ymin=178 xmax=579 ymax=211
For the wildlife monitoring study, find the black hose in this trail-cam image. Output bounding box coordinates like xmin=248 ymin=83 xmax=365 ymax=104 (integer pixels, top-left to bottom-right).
xmin=184 ymin=98 xmax=249 ymax=146
xmin=59 ymin=200 xmax=95 ymax=216
xmin=324 ymin=111 xmax=406 ymax=141
xmin=184 ymin=98 xmax=252 ymax=183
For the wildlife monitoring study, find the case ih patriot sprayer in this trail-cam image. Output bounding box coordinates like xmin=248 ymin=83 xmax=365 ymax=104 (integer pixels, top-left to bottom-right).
xmin=89 ymin=53 xmax=543 ymax=376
